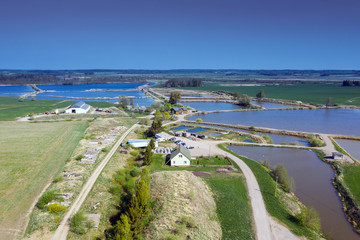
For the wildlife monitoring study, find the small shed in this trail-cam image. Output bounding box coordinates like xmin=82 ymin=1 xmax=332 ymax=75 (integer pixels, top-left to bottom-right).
xmin=127 ymin=139 xmax=158 ymax=148
xmin=332 ymin=152 xmax=344 ymax=160
xmin=65 ymin=101 xmax=90 ymax=114
xmin=169 ymin=145 xmax=191 ymax=166
xmin=155 ymin=134 xmax=166 ymax=142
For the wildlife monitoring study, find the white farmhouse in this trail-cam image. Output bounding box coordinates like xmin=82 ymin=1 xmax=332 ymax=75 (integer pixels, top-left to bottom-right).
xmin=169 ymin=145 xmax=191 ymax=166
xmin=65 ymin=101 xmax=90 ymax=114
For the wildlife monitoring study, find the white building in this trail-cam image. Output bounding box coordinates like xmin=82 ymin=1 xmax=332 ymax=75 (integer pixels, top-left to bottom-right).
xmin=155 ymin=134 xmax=166 ymax=142
xmin=332 ymin=152 xmax=344 ymax=160
xmin=169 ymin=145 xmax=191 ymax=166
xmin=127 ymin=139 xmax=158 ymax=148
xmin=65 ymin=101 xmax=90 ymax=114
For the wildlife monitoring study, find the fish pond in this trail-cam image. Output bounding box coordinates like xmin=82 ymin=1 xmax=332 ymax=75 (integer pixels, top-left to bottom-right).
xmin=0 ymin=85 xmax=34 ymax=93
xmin=189 ymin=109 xmax=360 ymax=136
xmin=37 ymin=82 xmax=146 ymax=91
xmin=186 ymin=127 xmax=209 ymax=133
xmin=251 ymin=100 xmax=293 ymax=109
xmin=335 ymin=139 xmax=360 ymax=160
xmin=228 ymin=145 xmax=360 ymax=240
xmin=180 ymin=102 xmax=244 ymax=111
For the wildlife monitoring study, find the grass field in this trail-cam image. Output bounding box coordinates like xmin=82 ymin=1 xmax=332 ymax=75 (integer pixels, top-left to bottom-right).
xmin=0 ymin=121 xmax=87 ymax=239
xmin=191 ymin=156 xmax=231 ymax=165
xmin=0 ymin=97 xmax=115 ymax=121
xmin=218 ymin=144 xmax=323 ymax=239
xmin=342 ymin=164 xmax=360 ymax=206
xmin=174 ymin=82 xmax=360 ymax=106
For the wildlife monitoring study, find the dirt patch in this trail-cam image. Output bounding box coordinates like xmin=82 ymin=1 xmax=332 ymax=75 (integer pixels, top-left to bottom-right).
xmin=192 ymin=171 xmax=211 ymax=177
xmin=144 ymin=171 xmax=221 ymax=240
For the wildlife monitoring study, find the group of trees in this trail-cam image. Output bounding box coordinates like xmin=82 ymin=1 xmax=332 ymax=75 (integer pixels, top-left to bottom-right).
xmin=144 ymin=139 xmax=155 ymax=166
xmin=169 ymin=91 xmax=181 ymax=104
xmin=154 ymin=110 xmax=170 ymax=120
xmin=106 ymin=168 xmax=151 ymax=240
xmin=164 ymin=79 xmax=203 ymax=88
xmin=146 ymin=119 xmax=163 ymax=137
xmin=342 ymin=80 xmax=360 ymax=86
xmin=233 ymin=92 xmax=251 ymax=107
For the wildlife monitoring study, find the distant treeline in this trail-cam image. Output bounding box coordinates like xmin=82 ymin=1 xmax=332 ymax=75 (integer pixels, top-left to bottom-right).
xmin=0 ymin=74 xmax=146 ymax=85
xmin=164 ymin=79 xmax=203 ymax=87
xmin=343 ymin=80 xmax=360 ymax=86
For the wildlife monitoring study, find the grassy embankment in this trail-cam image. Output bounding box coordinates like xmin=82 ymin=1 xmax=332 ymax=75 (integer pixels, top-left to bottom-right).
xmin=0 ymin=121 xmax=87 ymax=239
xmin=171 ymin=82 xmax=360 ymax=106
xmin=218 ymin=144 xmax=324 ymax=239
xmin=0 ymin=96 xmax=115 ymax=121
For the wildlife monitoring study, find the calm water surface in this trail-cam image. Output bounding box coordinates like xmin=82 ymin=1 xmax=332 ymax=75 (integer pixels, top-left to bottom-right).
xmin=36 ymin=91 xmax=145 ymax=98
xmin=263 ymin=133 xmax=309 ymax=146
xmin=180 ymin=102 xmax=243 ymax=111
xmin=251 ymin=100 xmax=293 ymax=109
xmin=335 ymin=140 xmax=360 ymax=160
xmin=186 ymin=127 xmax=209 ymax=133
xmin=228 ymin=145 xmax=360 ymax=240
xmin=0 ymin=85 xmax=34 ymax=93
xmin=37 ymin=82 xmax=145 ymax=91
xmin=189 ymin=109 xmax=360 ymax=136
xmin=170 ymin=126 xmax=192 ymax=131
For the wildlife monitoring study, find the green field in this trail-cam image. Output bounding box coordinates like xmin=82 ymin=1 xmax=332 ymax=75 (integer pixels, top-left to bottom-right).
xmin=175 ymin=82 xmax=360 ymax=106
xmin=343 ymin=164 xmax=360 ymax=206
xmin=0 ymin=121 xmax=87 ymax=239
xmin=191 ymin=156 xmax=231 ymax=165
xmin=0 ymin=97 xmax=115 ymax=121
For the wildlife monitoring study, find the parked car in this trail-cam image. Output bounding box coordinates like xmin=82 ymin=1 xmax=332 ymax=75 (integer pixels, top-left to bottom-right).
xmin=169 ymin=137 xmax=176 ymax=141
xmin=186 ymin=146 xmax=194 ymax=149
xmin=181 ymin=142 xmax=186 ymax=146
xmin=175 ymin=140 xmax=182 ymax=144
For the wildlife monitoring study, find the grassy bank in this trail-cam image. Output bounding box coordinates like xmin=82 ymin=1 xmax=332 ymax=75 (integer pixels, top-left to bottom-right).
xmin=218 ymin=144 xmax=323 ymax=239
xmin=0 ymin=121 xmax=87 ymax=239
xmin=0 ymin=96 xmax=115 ymax=121
xmin=174 ymin=82 xmax=360 ymax=106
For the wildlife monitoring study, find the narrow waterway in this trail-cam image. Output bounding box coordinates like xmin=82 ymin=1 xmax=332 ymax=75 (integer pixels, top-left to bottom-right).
xmin=228 ymin=145 xmax=360 ymax=240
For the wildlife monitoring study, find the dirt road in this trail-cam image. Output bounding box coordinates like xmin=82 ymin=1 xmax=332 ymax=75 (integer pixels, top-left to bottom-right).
xmin=51 ymin=123 xmax=139 ymax=240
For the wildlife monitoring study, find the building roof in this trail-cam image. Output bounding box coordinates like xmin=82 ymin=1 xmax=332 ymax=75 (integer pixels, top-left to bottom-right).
xmin=171 ymin=107 xmax=187 ymax=111
xmin=170 ymin=145 xmax=191 ymax=160
xmin=333 ymin=152 xmax=344 ymax=157
xmin=70 ymin=101 xmax=90 ymax=110
xmin=127 ymin=139 xmax=151 ymax=143
xmin=155 ymin=134 xmax=166 ymax=139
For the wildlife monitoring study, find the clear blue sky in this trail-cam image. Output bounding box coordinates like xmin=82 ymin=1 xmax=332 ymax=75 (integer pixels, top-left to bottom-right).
xmin=1 ymin=0 xmax=359 ymax=69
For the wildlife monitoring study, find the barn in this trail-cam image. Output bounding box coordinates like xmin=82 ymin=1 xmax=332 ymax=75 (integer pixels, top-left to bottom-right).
xmin=65 ymin=101 xmax=90 ymax=114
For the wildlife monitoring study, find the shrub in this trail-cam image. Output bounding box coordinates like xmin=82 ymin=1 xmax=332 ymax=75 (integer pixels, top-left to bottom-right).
xmin=75 ymin=154 xmax=83 ymax=161
xmin=53 ymin=176 xmax=64 ymax=183
xmin=130 ymin=167 xmax=141 ymax=177
xmin=196 ymin=118 xmax=202 ymax=122
xmin=180 ymin=216 xmax=196 ymax=228
xmin=70 ymin=211 xmax=87 ymax=235
xmin=130 ymin=151 xmax=139 ymax=157
xmin=272 ymin=165 xmax=294 ymax=193
xmin=48 ymin=203 xmax=66 ymax=213
xmin=37 ymin=190 xmax=57 ymax=209
xmin=101 ymin=147 xmax=109 ymax=153
xmin=308 ymin=134 xmax=325 ymax=147
xmin=139 ymin=118 xmax=150 ymax=125
xmin=296 ymin=206 xmax=321 ymax=231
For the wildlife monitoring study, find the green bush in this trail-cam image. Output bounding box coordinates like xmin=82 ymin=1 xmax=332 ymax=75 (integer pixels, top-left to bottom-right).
xmin=75 ymin=154 xmax=83 ymax=161
xmin=272 ymin=165 xmax=294 ymax=193
xmin=101 ymin=147 xmax=109 ymax=153
xmin=130 ymin=167 xmax=141 ymax=177
xmin=296 ymin=206 xmax=321 ymax=231
xmin=37 ymin=190 xmax=57 ymax=209
xmin=48 ymin=203 xmax=66 ymax=213
xmin=70 ymin=211 xmax=87 ymax=235
xmin=53 ymin=176 xmax=64 ymax=183
xmin=308 ymin=134 xmax=325 ymax=147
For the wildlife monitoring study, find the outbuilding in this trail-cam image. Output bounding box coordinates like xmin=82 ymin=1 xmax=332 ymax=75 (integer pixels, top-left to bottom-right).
xmin=155 ymin=134 xmax=166 ymax=142
xmin=127 ymin=139 xmax=158 ymax=148
xmin=65 ymin=101 xmax=90 ymax=114
xmin=332 ymin=152 xmax=344 ymax=160
xmin=169 ymin=145 xmax=191 ymax=166
xmin=170 ymin=107 xmax=188 ymax=115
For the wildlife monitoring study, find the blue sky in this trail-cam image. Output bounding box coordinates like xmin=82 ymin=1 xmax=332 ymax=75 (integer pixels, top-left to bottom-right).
xmin=1 ymin=0 xmax=359 ymax=69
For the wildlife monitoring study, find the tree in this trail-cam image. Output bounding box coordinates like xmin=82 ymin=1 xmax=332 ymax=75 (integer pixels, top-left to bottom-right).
xmin=237 ymin=94 xmax=251 ymax=107
xmin=149 ymin=138 xmax=155 ymax=149
xmin=326 ymin=97 xmax=332 ymax=107
xmin=120 ymin=98 xmax=129 ymax=109
xmin=196 ymin=118 xmax=202 ymax=122
xmin=169 ymin=91 xmax=181 ymax=104
xmin=164 ymin=102 xmax=171 ymax=111
xmin=146 ymin=119 xmax=163 ymax=137
xmin=115 ymin=215 xmax=132 ymax=240
xmin=130 ymin=98 xmax=134 ymax=106
xmin=163 ymin=111 xmax=170 ymax=120
xmin=256 ymin=90 xmax=265 ymax=99
xmin=272 ymin=164 xmax=293 ymax=192
xmin=296 ymin=206 xmax=321 ymax=231
xmin=154 ymin=110 xmax=162 ymax=119
xmin=143 ymin=144 xmax=153 ymax=166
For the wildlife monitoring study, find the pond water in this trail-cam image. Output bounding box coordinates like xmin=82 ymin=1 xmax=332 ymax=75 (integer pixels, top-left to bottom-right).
xmin=210 ymin=132 xmax=222 ymax=137
xmin=0 ymin=85 xmax=34 ymax=93
xmin=228 ymin=145 xmax=360 ymax=240
xmin=0 ymin=93 xmax=24 ymax=97
xmin=37 ymin=82 xmax=146 ymax=91
xmin=243 ymin=139 xmax=254 ymax=143
xmin=189 ymin=109 xmax=360 ymax=136
xmin=262 ymin=133 xmax=309 ymax=146
xmin=170 ymin=126 xmax=192 ymax=131
xmin=251 ymin=100 xmax=293 ymax=109
xmin=186 ymin=127 xmax=209 ymax=133
xmin=335 ymin=139 xmax=360 ymax=160
xmin=180 ymin=102 xmax=243 ymax=111
xmin=36 ymin=91 xmax=145 ymax=98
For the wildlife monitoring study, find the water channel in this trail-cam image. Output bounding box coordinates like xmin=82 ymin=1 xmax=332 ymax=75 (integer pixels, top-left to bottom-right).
xmin=335 ymin=139 xmax=360 ymax=160
xmin=228 ymin=145 xmax=360 ymax=240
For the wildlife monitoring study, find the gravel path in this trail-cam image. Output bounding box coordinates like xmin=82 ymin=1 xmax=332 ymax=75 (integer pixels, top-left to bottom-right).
xmin=51 ymin=123 xmax=139 ymax=240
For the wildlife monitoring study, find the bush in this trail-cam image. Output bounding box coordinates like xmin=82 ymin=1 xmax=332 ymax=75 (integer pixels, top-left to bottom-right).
xmin=180 ymin=216 xmax=196 ymax=228
xmin=139 ymin=118 xmax=150 ymax=125
xmin=101 ymin=147 xmax=109 ymax=153
xmin=70 ymin=211 xmax=87 ymax=235
xmin=37 ymin=190 xmax=57 ymax=209
xmin=53 ymin=176 xmax=64 ymax=183
xmin=48 ymin=203 xmax=66 ymax=213
xmin=272 ymin=165 xmax=294 ymax=193
xmin=296 ymin=206 xmax=321 ymax=231
xmin=196 ymin=118 xmax=202 ymax=122
xmin=75 ymin=154 xmax=83 ymax=161
xmin=308 ymin=134 xmax=325 ymax=147
xmin=130 ymin=167 xmax=141 ymax=177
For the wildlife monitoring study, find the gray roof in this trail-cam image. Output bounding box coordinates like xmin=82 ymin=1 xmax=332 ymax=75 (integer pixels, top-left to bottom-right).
xmin=171 ymin=107 xmax=187 ymax=111
xmin=70 ymin=101 xmax=90 ymax=110
xmin=170 ymin=145 xmax=191 ymax=160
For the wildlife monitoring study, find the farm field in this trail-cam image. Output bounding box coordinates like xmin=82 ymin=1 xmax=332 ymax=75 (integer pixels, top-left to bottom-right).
xmin=0 ymin=121 xmax=87 ymax=239
xmin=173 ymin=82 xmax=360 ymax=106
xmin=0 ymin=97 xmax=115 ymax=121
